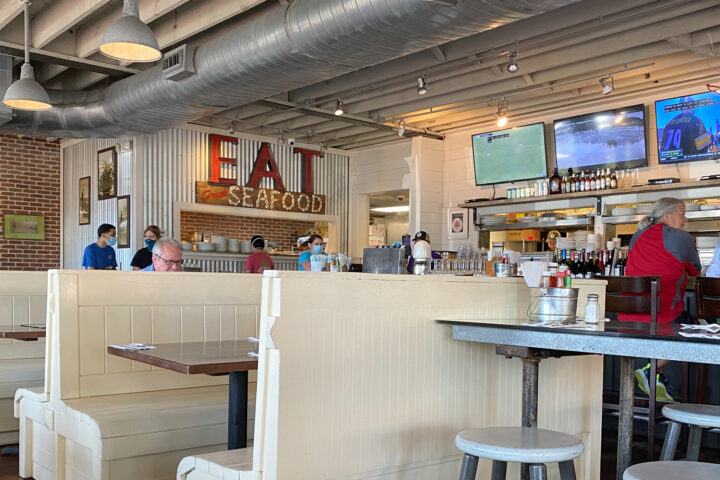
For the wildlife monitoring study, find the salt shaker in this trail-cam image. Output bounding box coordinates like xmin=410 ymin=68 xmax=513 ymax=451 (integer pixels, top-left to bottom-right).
xmin=584 ymin=294 xmax=600 ymax=323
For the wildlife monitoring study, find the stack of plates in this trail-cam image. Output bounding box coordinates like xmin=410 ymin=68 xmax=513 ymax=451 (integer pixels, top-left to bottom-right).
xmin=696 ymin=237 xmax=719 ymax=249
xmin=181 ymin=242 xmax=194 ymax=251
xmin=228 ymin=238 xmax=240 ymax=253
xmin=636 ymin=204 xmax=652 ymax=215
xmin=480 ymin=215 xmax=507 ymax=226
xmin=519 ymin=216 xmax=537 ymax=223
xmin=196 ymin=242 xmax=215 ymax=252
xmin=574 ymin=230 xmax=588 ymax=250
xmin=685 ymin=202 xmax=700 ymax=212
xmin=212 ymin=235 xmax=227 ymax=252
xmin=612 ymin=207 xmax=637 ymax=216
xmin=557 ymin=237 xmax=575 ymax=250
xmin=566 ymin=214 xmax=586 ymax=219
xmin=700 ymin=204 xmax=720 ymax=211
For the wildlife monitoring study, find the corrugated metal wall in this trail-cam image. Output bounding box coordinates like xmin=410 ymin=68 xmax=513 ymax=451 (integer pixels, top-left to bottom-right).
xmin=138 ymin=128 xmax=349 ymax=251
xmin=63 ymin=127 xmax=349 ymax=270
xmin=63 ymin=139 xmax=133 ymax=269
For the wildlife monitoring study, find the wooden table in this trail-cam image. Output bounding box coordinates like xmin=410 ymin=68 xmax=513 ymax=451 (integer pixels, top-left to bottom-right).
xmin=438 ymin=319 xmax=720 ymax=480
xmin=0 ymin=324 xmax=45 ymax=341
xmin=107 ymin=340 xmax=258 ymax=449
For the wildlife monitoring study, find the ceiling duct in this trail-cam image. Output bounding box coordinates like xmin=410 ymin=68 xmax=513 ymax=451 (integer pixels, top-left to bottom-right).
xmin=0 ymin=0 xmax=579 ymax=138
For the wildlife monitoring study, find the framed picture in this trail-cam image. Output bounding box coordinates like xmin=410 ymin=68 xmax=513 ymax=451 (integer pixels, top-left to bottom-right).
xmin=4 ymin=214 xmax=44 ymax=240
xmin=448 ymin=208 xmax=469 ymax=239
xmin=79 ymin=176 xmax=90 ymax=225
xmin=117 ymin=195 xmax=130 ymax=248
xmin=97 ymin=147 xmax=117 ymax=200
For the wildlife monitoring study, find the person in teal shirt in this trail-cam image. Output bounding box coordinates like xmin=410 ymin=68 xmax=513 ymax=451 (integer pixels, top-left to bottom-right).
xmin=298 ymin=234 xmax=323 ymax=271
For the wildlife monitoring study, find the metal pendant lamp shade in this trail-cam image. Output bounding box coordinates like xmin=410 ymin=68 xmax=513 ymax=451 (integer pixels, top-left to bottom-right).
xmin=3 ymin=63 xmax=51 ymax=111
xmin=100 ymin=0 xmax=161 ymax=62
xmin=2 ymin=0 xmax=51 ymax=111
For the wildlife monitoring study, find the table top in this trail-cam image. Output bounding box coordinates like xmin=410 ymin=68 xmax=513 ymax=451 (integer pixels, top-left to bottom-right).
xmin=0 ymin=324 xmax=46 ymax=340
xmin=107 ymin=340 xmax=259 ymax=375
xmin=437 ymin=319 xmax=720 ymax=364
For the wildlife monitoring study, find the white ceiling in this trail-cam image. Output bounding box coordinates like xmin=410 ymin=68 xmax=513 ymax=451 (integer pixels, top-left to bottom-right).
xmin=1 ymin=0 xmax=719 ymax=149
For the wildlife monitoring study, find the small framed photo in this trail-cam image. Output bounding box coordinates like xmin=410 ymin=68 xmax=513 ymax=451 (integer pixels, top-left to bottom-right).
xmin=79 ymin=176 xmax=90 ymax=225
xmin=448 ymin=208 xmax=469 ymax=239
xmin=117 ymin=195 xmax=130 ymax=248
xmin=4 ymin=214 xmax=44 ymax=240
xmin=97 ymin=147 xmax=117 ymax=200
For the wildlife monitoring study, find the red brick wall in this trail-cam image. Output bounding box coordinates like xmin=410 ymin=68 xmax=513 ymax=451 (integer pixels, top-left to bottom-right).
xmin=0 ymin=134 xmax=61 ymax=270
xmin=180 ymin=212 xmax=316 ymax=251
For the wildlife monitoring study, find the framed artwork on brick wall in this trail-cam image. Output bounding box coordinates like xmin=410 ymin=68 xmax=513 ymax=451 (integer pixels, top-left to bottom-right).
xmin=97 ymin=147 xmax=117 ymax=200
xmin=79 ymin=176 xmax=90 ymax=225
xmin=4 ymin=214 xmax=44 ymax=240
xmin=117 ymin=195 xmax=130 ymax=248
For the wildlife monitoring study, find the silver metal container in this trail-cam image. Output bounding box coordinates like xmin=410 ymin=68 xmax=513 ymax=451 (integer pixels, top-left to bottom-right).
xmin=493 ymin=262 xmax=513 ymax=277
xmin=528 ymin=287 xmax=579 ymax=323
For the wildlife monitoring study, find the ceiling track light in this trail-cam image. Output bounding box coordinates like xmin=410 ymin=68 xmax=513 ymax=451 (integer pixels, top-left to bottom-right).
xmin=100 ymin=0 xmax=162 ymax=62
xmin=2 ymin=0 xmax=51 ymax=111
xmin=397 ymin=121 xmax=406 ymax=136
xmin=416 ymin=76 xmax=428 ymax=95
xmin=227 ymin=121 xmax=235 ymax=135
xmin=334 ymin=99 xmax=344 ymax=116
xmin=277 ymin=131 xmax=286 ymax=145
xmin=600 ymin=76 xmax=614 ymax=95
xmin=494 ymin=98 xmax=508 ymax=127
xmin=506 ymin=50 xmax=518 ymax=73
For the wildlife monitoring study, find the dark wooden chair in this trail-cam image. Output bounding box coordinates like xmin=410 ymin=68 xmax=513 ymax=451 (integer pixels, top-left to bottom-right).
xmin=694 ymin=276 xmax=720 ymax=404
xmin=597 ymin=275 xmax=661 ymax=460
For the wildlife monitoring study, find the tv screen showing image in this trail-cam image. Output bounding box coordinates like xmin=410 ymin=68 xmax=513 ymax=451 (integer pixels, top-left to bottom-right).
xmin=471 ymin=123 xmax=547 ymax=186
xmin=655 ymin=91 xmax=720 ymax=164
xmin=554 ymin=104 xmax=647 ymax=171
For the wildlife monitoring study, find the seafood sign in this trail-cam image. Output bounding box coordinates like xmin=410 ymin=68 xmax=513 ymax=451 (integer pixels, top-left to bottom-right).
xmin=195 ymin=181 xmax=326 ymax=214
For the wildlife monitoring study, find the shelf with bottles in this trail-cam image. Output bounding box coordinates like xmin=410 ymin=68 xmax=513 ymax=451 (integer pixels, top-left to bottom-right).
xmin=552 ymin=247 xmax=628 ymax=279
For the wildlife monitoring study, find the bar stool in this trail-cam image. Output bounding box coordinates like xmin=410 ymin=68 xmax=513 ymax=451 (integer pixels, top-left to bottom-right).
xmin=659 ymin=403 xmax=720 ymax=460
xmin=455 ymin=427 xmax=583 ymax=480
xmin=623 ymin=461 xmax=720 ymax=480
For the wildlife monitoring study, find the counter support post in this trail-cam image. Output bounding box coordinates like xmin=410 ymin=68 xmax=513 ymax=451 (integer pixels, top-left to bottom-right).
xmin=521 ymin=357 xmax=540 ymax=480
xmin=617 ymin=356 xmax=634 ymax=480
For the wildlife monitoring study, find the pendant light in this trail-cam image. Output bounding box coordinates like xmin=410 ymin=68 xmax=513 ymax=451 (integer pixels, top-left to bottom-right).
xmin=2 ymin=0 xmax=52 ymax=111
xmin=100 ymin=0 xmax=161 ymax=62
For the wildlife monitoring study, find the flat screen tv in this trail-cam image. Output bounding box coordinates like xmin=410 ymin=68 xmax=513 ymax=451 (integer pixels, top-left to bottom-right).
xmin=655 ymin=91 xmax=720 ymax=164
xmin=471 ymin=122 xmax=548 ymax=186
xmin=553 ymin=104 xmax=647 ymax=171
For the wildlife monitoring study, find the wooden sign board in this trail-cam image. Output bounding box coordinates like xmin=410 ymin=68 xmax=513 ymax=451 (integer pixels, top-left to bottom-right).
xmin=196 ymin=182 xmax=326 ymax=214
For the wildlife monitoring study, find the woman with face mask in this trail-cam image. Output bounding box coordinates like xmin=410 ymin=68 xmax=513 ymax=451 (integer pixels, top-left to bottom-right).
xmin=131 ymin=225 xmax=162 ymax=271
xmin=298 ymin=234 xmax=324 ymax=271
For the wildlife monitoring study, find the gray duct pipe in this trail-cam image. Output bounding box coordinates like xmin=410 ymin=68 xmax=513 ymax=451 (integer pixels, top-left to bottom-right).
xmin=0 ymin=0 xmax=578 ymax=138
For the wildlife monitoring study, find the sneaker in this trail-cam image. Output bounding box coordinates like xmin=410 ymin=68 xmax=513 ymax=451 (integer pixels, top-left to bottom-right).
xmin=634 ymin=363 xmax=675 ymax=402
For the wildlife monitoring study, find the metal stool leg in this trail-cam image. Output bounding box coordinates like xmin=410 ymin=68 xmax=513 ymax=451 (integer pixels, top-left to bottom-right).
xmin=686 ymin=425 xmax=702 ymax=461
xmin=528 ymin=463 xmax=547 ymax=480
xmin=558 ymin=460 xmax=577 ymax=480
xmin=491 ymin=460 xmax=507 ymax=480
xmin=458 ymin=453 xmax=479 ymax=480
xmin=659 ymin=421 xmax=681 ymax=460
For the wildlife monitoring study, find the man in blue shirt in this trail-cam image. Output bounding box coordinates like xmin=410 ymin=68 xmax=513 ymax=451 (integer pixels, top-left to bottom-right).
xmin=82 ymin=224 xmax=118 ymax=270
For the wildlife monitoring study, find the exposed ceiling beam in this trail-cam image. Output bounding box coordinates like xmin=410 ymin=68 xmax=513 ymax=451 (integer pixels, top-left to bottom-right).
xmin=0 ymin=39 xmax=139 ymax=76
xmin=32 ymin=0 xmax=109 ymax=49
xmin=0 ymin=0 xmax=23 ymax=32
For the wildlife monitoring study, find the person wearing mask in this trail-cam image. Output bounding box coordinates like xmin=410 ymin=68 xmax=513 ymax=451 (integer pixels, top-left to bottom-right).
xmin=624 ymin=197 xmax=701 ymax=401
xmin=131 ymin=225 xmax=162 ymax=270
xmin=298 ymin=234 xmax=323 ymax=271
xmin=406 ymin=231 xmax=442 ymax=274
xmin=82 ymin=223 xmax=118 ymax=270
xmin=141 ymin=237 xmax=184 ymax=272
xmin=245 ymin=235 xmax=274 ymax=273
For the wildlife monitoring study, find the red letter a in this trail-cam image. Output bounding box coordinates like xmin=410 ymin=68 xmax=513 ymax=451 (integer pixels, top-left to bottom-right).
xmin=247 ymin=143 xmax=286 ymax=191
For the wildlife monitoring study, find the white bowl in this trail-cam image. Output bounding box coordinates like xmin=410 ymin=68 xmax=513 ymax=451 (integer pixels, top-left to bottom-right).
xmin=181 ymin=242 xmax=194 ymax=251
xmin=612 ymin=207 xmax=636 ymax=216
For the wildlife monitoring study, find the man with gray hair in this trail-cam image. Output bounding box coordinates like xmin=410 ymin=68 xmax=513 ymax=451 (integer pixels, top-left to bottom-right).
xmin=140 ymin=237 xmax=183 ymax=272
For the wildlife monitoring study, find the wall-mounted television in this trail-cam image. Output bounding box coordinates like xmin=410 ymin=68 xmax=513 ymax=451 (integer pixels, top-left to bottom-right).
xmin=655 ymin=91 xmax=720 ymax=164
xmin=553 ymin=104 xmax=647 ymax=171
xmin=471 ymin=122 xmax=548 ymax=186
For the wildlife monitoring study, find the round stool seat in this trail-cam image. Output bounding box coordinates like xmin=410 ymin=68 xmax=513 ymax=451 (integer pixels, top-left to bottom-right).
xmin=624 ymin=461 xmax=720 ymax=480
xmin=662 ymin=403 xmax=720 ymax=428
xmin=455 ymin=427 xmax=584 ymax=463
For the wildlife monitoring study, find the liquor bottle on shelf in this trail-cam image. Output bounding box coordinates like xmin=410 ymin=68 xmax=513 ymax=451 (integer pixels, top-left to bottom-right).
xmin=605 ymin=168 xmax=612 ymax=190
xmin=560 ymin=174 xmax=567 ymax=193
xmin=584 ymin=171 xmax=591 ymax=191
xmin=590 ymin=170 xmax=596 ymax=191
xmin=549 ymin=168 xmax=562 ymax=194
xmin=610 ymin=169 xmax=618 ymax=189
xmin=599 ymin=169 xmax=606 ymax=190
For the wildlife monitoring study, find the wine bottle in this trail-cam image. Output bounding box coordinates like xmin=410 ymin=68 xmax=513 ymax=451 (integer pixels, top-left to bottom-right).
xmin=610 ymin=170 xmax=618 ymax=189
xmin=549 ymin=168 xmax=562 ymax=194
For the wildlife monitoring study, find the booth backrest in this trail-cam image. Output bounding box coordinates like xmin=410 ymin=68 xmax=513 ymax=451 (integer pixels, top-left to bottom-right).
xmin=0 ymin=271 xmax=46 ymax=361
xmin=47 ymin=270 xmax=262 ymax=401
xmin=252 ymin=272 xmax=606 ymax=480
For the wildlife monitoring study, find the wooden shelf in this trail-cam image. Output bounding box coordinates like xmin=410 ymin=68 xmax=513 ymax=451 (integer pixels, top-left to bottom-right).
xmin=476 ymin=217 xmax=594 ymax=231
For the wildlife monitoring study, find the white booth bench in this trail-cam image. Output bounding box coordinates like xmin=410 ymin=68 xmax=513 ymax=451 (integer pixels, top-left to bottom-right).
xmin=16 ymin=270 xmax=262 ymax=480
xmin=0 ymin=271 xmax=46 ymax=446
xmin=178 ymin=272 xmax=606 ymax=480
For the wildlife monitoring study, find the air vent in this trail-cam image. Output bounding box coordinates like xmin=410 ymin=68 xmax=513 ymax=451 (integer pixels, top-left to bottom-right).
xmin=162 ymin=44 xmax=196 ymax=81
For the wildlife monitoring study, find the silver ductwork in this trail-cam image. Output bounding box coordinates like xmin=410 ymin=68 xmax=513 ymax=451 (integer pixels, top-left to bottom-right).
xmin=0 ymin=0 xmax=579 ymax=138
